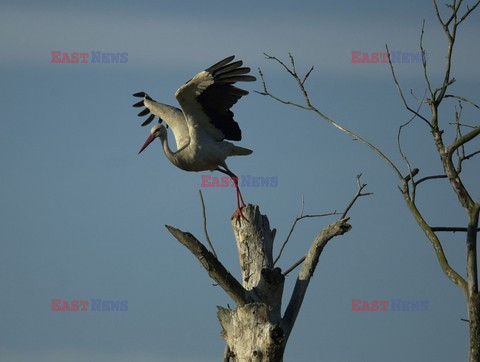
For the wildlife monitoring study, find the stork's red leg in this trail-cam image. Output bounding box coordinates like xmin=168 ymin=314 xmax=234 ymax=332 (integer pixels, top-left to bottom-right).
xmin=236 ymin=186 xmax=246 ymax=209
xmin=215 ymin=168 xmax=247 ymax=223
xmin=230 ymin=176 xmax=247 ymax=223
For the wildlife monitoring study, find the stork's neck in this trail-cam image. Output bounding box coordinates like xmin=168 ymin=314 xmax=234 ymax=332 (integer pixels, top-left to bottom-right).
xmin=158 ymin=132 xmax=187 ymax=169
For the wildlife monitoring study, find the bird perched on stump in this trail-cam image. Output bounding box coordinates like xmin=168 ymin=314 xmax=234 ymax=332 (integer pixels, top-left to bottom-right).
xmin=133 ymin=55 xmax=255 ymax=221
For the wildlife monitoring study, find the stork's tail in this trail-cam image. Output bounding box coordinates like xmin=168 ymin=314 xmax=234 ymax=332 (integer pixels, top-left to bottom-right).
xmin=132 ymin=92 xmax=161 ymax=127
xmin=231 ymin=146 xmax=253 ymax=156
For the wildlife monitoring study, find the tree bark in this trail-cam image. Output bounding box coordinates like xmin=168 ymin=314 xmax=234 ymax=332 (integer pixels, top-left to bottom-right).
xmin=218 ymin=205 xmax=286 ymax=361
xmin=468 ymin=293 xmax=480 ymax=362
xmin=166 ymin=204 xmax=352 ymax=361
xmin=217 ymin=205 xmax=351 ymax=361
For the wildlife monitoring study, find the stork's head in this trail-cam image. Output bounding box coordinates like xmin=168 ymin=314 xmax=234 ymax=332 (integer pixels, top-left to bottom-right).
xmin=138 ymin=123 xmax=166 ymax=154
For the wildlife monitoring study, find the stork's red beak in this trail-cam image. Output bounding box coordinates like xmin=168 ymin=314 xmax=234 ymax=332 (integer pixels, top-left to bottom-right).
xmin=138 ymin=134 xmax=156 ymax=154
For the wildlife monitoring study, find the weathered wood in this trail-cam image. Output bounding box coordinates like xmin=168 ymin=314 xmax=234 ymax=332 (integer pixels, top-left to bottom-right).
xmin=165 ymin=225 xmax=249 ymax=306
xmin=282 ymin=218 xmax=351 ymax=341
xmin=232 ymin=205 xmax=276 ymax=290
xmin=218 ymin=303 xmax=285 ymax=362
xmin=218 ymin=206 xmax=351 ymax=361
xmin=167 ymin=204 xmax=352 ymax=361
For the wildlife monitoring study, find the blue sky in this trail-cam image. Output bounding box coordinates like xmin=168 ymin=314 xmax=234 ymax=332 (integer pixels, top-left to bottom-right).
xmin=1 ymin=1 xmax=479 ymax=361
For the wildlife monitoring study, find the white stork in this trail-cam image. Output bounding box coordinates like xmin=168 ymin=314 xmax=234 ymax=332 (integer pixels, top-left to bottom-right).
xmin=133 ymin=55 xmax=255 ymax=220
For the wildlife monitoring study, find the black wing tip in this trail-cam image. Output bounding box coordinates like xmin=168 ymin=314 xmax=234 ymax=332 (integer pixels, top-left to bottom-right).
xmin=138 ymin=108 xmax=150 ymax=117
xmin=133 ymin=91 xmax=153 ymax=101
xmin=206 ymin=55 xmax=236 ymax=73
xmin=133 ymin=100 xmax=144 ymax=108
xmin=217 ymin=75 xmax=256 ymax=84
xmin=141 ymin=114 xmax=156 ymax=127
xmin=133 ymin=92 xmax=157 ymax=126
xmin=209 ymin=57 xmax=256 ymax=84
xmin=223 ymin=55 xmax=236 ymax=63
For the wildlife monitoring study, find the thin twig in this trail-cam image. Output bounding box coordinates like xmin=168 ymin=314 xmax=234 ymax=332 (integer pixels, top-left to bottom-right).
xmin=199 ymin=190 xmax=217 ymax=258
xmin=258 ymin=53 xmax=406 ymax=182
xmin=385 ymin=44 xmax=433 ymax=128
xmin=414 ymin=174 xmax=448 ymax=186
xmin=449 ymin=126 xmax=480 ymax=155
xmin=283 ymin=257 xmax=305 ymax=277
xmin=448 ymin=122 xmax=478 ymax=129
xmin=458 ymin=0 xmax=480 ymax=25
xmin=454 ymin=102 xmax=465 ymax=173
xmin=273 ymin=195 xmax=339 ymax=266
xmin=397 ymin=89 xmax=428 ymax=201
xmin=302 ymin=66 xmax=315 ymax=85
xmin=342 ymin=174 xmax=373 ymax=218
xmin=420 ymin=19 xmax=434 ymax=99
xmin=166 ymin=225 xmax=249 ymax=306
xmin=256 ymin=68 xmax=311 ymax=110
xmin=431 ymin=226 xmax=480 ymax=233
xmin=445 ymin=94 xmax=480 ymax=109
xmin=283 ymin=177 xmax=370 ymax=276
xmin=464 ymin=150 xmax=480 ymax=160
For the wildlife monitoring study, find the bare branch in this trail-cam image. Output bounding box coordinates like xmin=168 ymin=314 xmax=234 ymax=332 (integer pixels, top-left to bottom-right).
xmin=282 ymin=177 xmax=370 ymax=276
xmin=199 ymin=190 xmax=217 ymax=258
xmin=431 ymin=226 xmax=480 ymax=233
xmin=165 ymin=225 xmax=249 ymax=306
xmin=431 ymin=0 xmax=476 ymax=104
xmin=449 ymin=122 xmax=479 ymax=129
xmin=302 ymin=66 xmax=315 ymax=85
xmin=458 ymin=0 xmax=480 ymax=25
xmin=282 ymin=218 xmax=351 ymax=340
xmin=273 ymin=195 xmax=339 ymax=266
xmin=397 ymin=90 xmax=428 ymax=200
xmin=414 ymin=174 xmax=448 ymax=186
xmin=259 ymin=53 xmax=406 ymax=182
xmin=433 ymin=0 xmax=446 ymax=28
xmin=453 ymin=102 xmax=466 ymax=173
xmin=402 ymin=196 xmax=467 ymax=295
xmin=342 ymin=174 xmax=373 ymax=218
xmin=282 ymin=257 xmax=305 ymax=277
xmin=445 ymin=94 xmax=480 ymax=109
xmin=420 ymin=19 xmax=434 ymax=98
xmin=464 ymin=150 xmax=480 ymax=161
xmin=402 ymin=168 xmax=420 ymax=184
xmin=263 ymin=53 xmax=295 ymax=77
xmin=385 ymin=44 xmax=433 ymax=128
xmin=256 ymin=67 xmax=311 ymax=110
xmin=449 ymin=126 xmax=480 ymax=155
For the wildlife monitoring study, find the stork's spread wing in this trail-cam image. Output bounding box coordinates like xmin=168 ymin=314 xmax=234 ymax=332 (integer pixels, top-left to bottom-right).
xmin=133 ymin=92 xmax=162 ymax=126
xmin=175 ymin=55 xmax=256 ymax=141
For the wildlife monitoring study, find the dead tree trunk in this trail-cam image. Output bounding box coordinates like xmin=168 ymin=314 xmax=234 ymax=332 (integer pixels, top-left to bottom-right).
xmin=166 ymin=204 xmax=352 ymax=361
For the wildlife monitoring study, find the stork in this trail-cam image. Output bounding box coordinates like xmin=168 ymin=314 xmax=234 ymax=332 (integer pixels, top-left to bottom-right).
xmin=133 ymin=55 xmax=255 ymax=221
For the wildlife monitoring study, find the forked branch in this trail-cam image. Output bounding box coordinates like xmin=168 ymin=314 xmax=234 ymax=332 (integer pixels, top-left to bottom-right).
xmin=257 ymin=53 xmax=405 ymax=183
xmin=282 ymin=176 xmax=371 ymax=276
xmin=165 ymin=225 xmax=249 ymax=306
